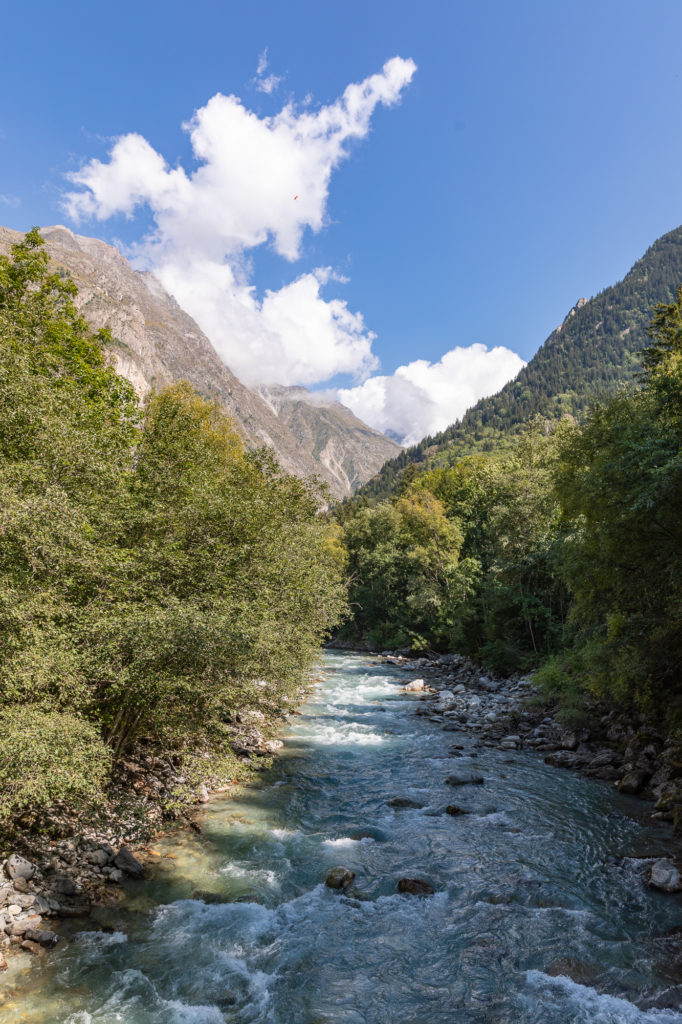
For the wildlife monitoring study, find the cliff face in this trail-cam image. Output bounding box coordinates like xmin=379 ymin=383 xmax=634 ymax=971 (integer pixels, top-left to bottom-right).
xmin=0 ymin=226 xmax=400 ymax=497
xmin=258 ymin=385 xmax=402 ymax=495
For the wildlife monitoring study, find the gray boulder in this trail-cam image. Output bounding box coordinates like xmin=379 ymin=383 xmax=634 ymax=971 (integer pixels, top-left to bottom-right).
xmin=7 ymin=855 xmax=36 ymax=881
xmin=113 ymin=847 xmax=144 ymax=880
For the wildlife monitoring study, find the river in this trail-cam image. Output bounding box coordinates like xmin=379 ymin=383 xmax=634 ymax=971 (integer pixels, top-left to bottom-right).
xmin=2 ymin=651 xmax=682 ymax=1023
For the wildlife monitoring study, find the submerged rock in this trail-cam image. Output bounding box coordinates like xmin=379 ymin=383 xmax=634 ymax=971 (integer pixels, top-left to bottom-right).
xmin=445 ymin=805 xmax=469 ymax=816
xmin=388 ymin=796 xmax=425 ymax=809
xmin=325 ymin=867 xmax=355 ymax=890
xmin=445 ymin=772 xmax=484 ymax=787
xmin=397 ymin=877 xmax=435 ymax=896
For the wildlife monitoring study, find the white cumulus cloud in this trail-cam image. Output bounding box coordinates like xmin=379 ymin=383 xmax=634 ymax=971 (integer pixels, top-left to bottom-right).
xmin=63 ymin=57 xmax=416 ymax=386
xmin=337 ymin=344 xmax=526 ymax=446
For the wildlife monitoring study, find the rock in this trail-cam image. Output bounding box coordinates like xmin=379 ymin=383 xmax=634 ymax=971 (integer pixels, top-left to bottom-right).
xmin=109 ymin=869 xmax=124 ymax=883
xmin=6 ymin=855 xmax=36 ymax=882
xmin=404 ymin=679 xmax=425 ymax=692
xmin=23 ymin=928 xmax=59 ymax=948
xmin=452 ymin=684 xmax=466 ymax=694
xmin=0 ymin=949 xmax=6 ymax=971
xmin=12 ymin=877 xmax=29 ymax=894
xmin=445 ymin=805 xmax=469 ymax=816
xmin=10 ymin=915 xmax=42 ymax=936
xmin=325 ymin=867 xmax=355 ymax=890
xmin=445 ymin=772 xmax=484 ymax=787
xmin=113 ymin=847 xmax=144 ymax=880
xmin=192 ymin=889 xmax=225 ymax=904
xmin=618 ymin=769 xmax=650 ymax=795
xmin=85 ymin=849 xmax=110 ymax=868
xmin=388 ymin=796 xmax=425 ymax=809
xmin=397 ymin=877 xmax=435 ymax=896
xmin=196 ymin=785 xmax=210 ymax=804
xmin=560 ymin=731 xmax=579 ymax=751
xmin=51 ymin=876 xmax=79 ymax=896
xmin=649 ymin=859 xmax=682 ymax=893
xmin=19 ymin=939 xmax=44 ymax=956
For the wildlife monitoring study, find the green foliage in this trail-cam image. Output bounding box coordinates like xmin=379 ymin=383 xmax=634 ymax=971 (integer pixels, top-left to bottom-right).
xmin=0 ymin=708 xmax=111 ymax=822
xmin=0 ymin=231 xmax=346 ymax=824
xmin=341 ymin=425 xmax=568 ymax=672
xmin=552 ymin=285 xmax=682 ymax=710
xmin=341 ymin=280 xmax=682 ymax=723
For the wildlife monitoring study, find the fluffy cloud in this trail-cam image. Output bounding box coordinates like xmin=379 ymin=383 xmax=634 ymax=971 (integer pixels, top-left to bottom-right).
xmin=338 ymin=344 xmax=526 ymax=446
xmin=63 ymin=57 xmax=416 ymax=385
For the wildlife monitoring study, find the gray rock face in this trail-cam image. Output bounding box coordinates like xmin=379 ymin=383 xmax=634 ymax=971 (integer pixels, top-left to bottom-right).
xmin=325 ymin=867 xmax=355 ymax=890
xmin=113 ymin=847 xmax=144 ymax=880
xmin=6 ymin=855 xmax=37 ymax=881
xmin=445 ymin=772 xmax=484 ymax=787
xmin=649 ymin=859 xmax=682 ymax=893
xmin=397 ymin=878 xmax=435 ymax=896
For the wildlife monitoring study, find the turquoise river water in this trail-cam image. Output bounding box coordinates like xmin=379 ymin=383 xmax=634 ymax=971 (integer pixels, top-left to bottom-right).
xmin=3 ymin=651 xmax=682 ymax=1023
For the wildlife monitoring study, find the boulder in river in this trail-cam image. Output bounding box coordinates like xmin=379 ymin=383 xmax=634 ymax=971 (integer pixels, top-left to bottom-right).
xmin=649 ymin=859 xmax=682 ymax=893
xmin=325 ymin=867 xmax=355 ymax=890
xmin=445 ymin=805 xmax=469 ymax=816
xmin=445 ymin=772 xmax=484 ymax=787
xmin=404 ymin=679 xmax=425 ymax=692
xmin=397 ymin=878 xmax=435 ymax=896
xmin=113 ymin=846 xmax=144 ymax=880
xmin=388 ymin=796 xmax=425 ymax=809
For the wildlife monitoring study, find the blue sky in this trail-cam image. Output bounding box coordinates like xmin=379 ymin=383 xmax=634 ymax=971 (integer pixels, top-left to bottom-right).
xmin=3 ymin=0 xmax=682 ymax=442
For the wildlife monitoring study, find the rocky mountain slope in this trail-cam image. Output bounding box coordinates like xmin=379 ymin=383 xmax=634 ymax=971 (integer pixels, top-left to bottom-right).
xmin=356 ymin=223 xmax=682 ymax=501
xmin=258 ymin=385 xmax=401 ymax=495
xmin=0 ymin=225 xmax=400 ymax=497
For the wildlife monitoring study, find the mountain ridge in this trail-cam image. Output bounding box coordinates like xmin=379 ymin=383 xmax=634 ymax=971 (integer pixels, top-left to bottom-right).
xmin=355 ymin=223 xmax=682 ymax=502
xmin=0 ymin=225 xmax=400 ymax=497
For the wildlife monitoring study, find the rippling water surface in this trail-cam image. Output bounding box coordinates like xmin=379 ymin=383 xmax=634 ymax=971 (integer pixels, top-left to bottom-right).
xmin=4 ymin=652 xmax=682 ymax=1023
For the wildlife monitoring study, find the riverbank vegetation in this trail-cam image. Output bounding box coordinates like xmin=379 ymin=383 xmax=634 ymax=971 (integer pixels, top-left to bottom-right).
xmin=0 ymin=230 xmax=346 ymax=829
xmin=339 ymin=287 xmax=682 ymax=723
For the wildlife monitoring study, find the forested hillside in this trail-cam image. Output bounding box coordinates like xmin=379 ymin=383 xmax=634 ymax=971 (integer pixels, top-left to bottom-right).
xmin=357 ymin=224 xmax=682 ymax=502
xmin=338 ymin=282 xmax=682 ymax=723
xmin=0 ymin=230 xmax=346 ymax=827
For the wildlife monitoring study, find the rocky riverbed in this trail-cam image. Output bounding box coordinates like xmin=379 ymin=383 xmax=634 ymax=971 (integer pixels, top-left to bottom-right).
xmin=2 ymin=650 xmax=682 ymax=1023
xmin=380 ymin=649 xmax=682 ymax=894
xmin=0 ymin=701 xmax=294 ymax=973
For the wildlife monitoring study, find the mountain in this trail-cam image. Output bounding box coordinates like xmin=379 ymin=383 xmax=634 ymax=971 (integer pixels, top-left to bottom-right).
xmin=355 ymin=223 xmax=682 ymax=502
xmin=0 ymin=225 xmax=400 ymax=497
xmin=258 ymin=385 xmax=401 ymax=495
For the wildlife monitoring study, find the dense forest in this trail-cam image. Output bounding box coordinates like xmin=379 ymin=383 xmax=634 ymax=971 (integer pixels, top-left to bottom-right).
xmin=339 ymin=284 xmax=682 ymax=721
xmin=0 ymin=230 xmax=346 ymax=826
xmin=356 ymin=224 xmax=682 ymax=503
